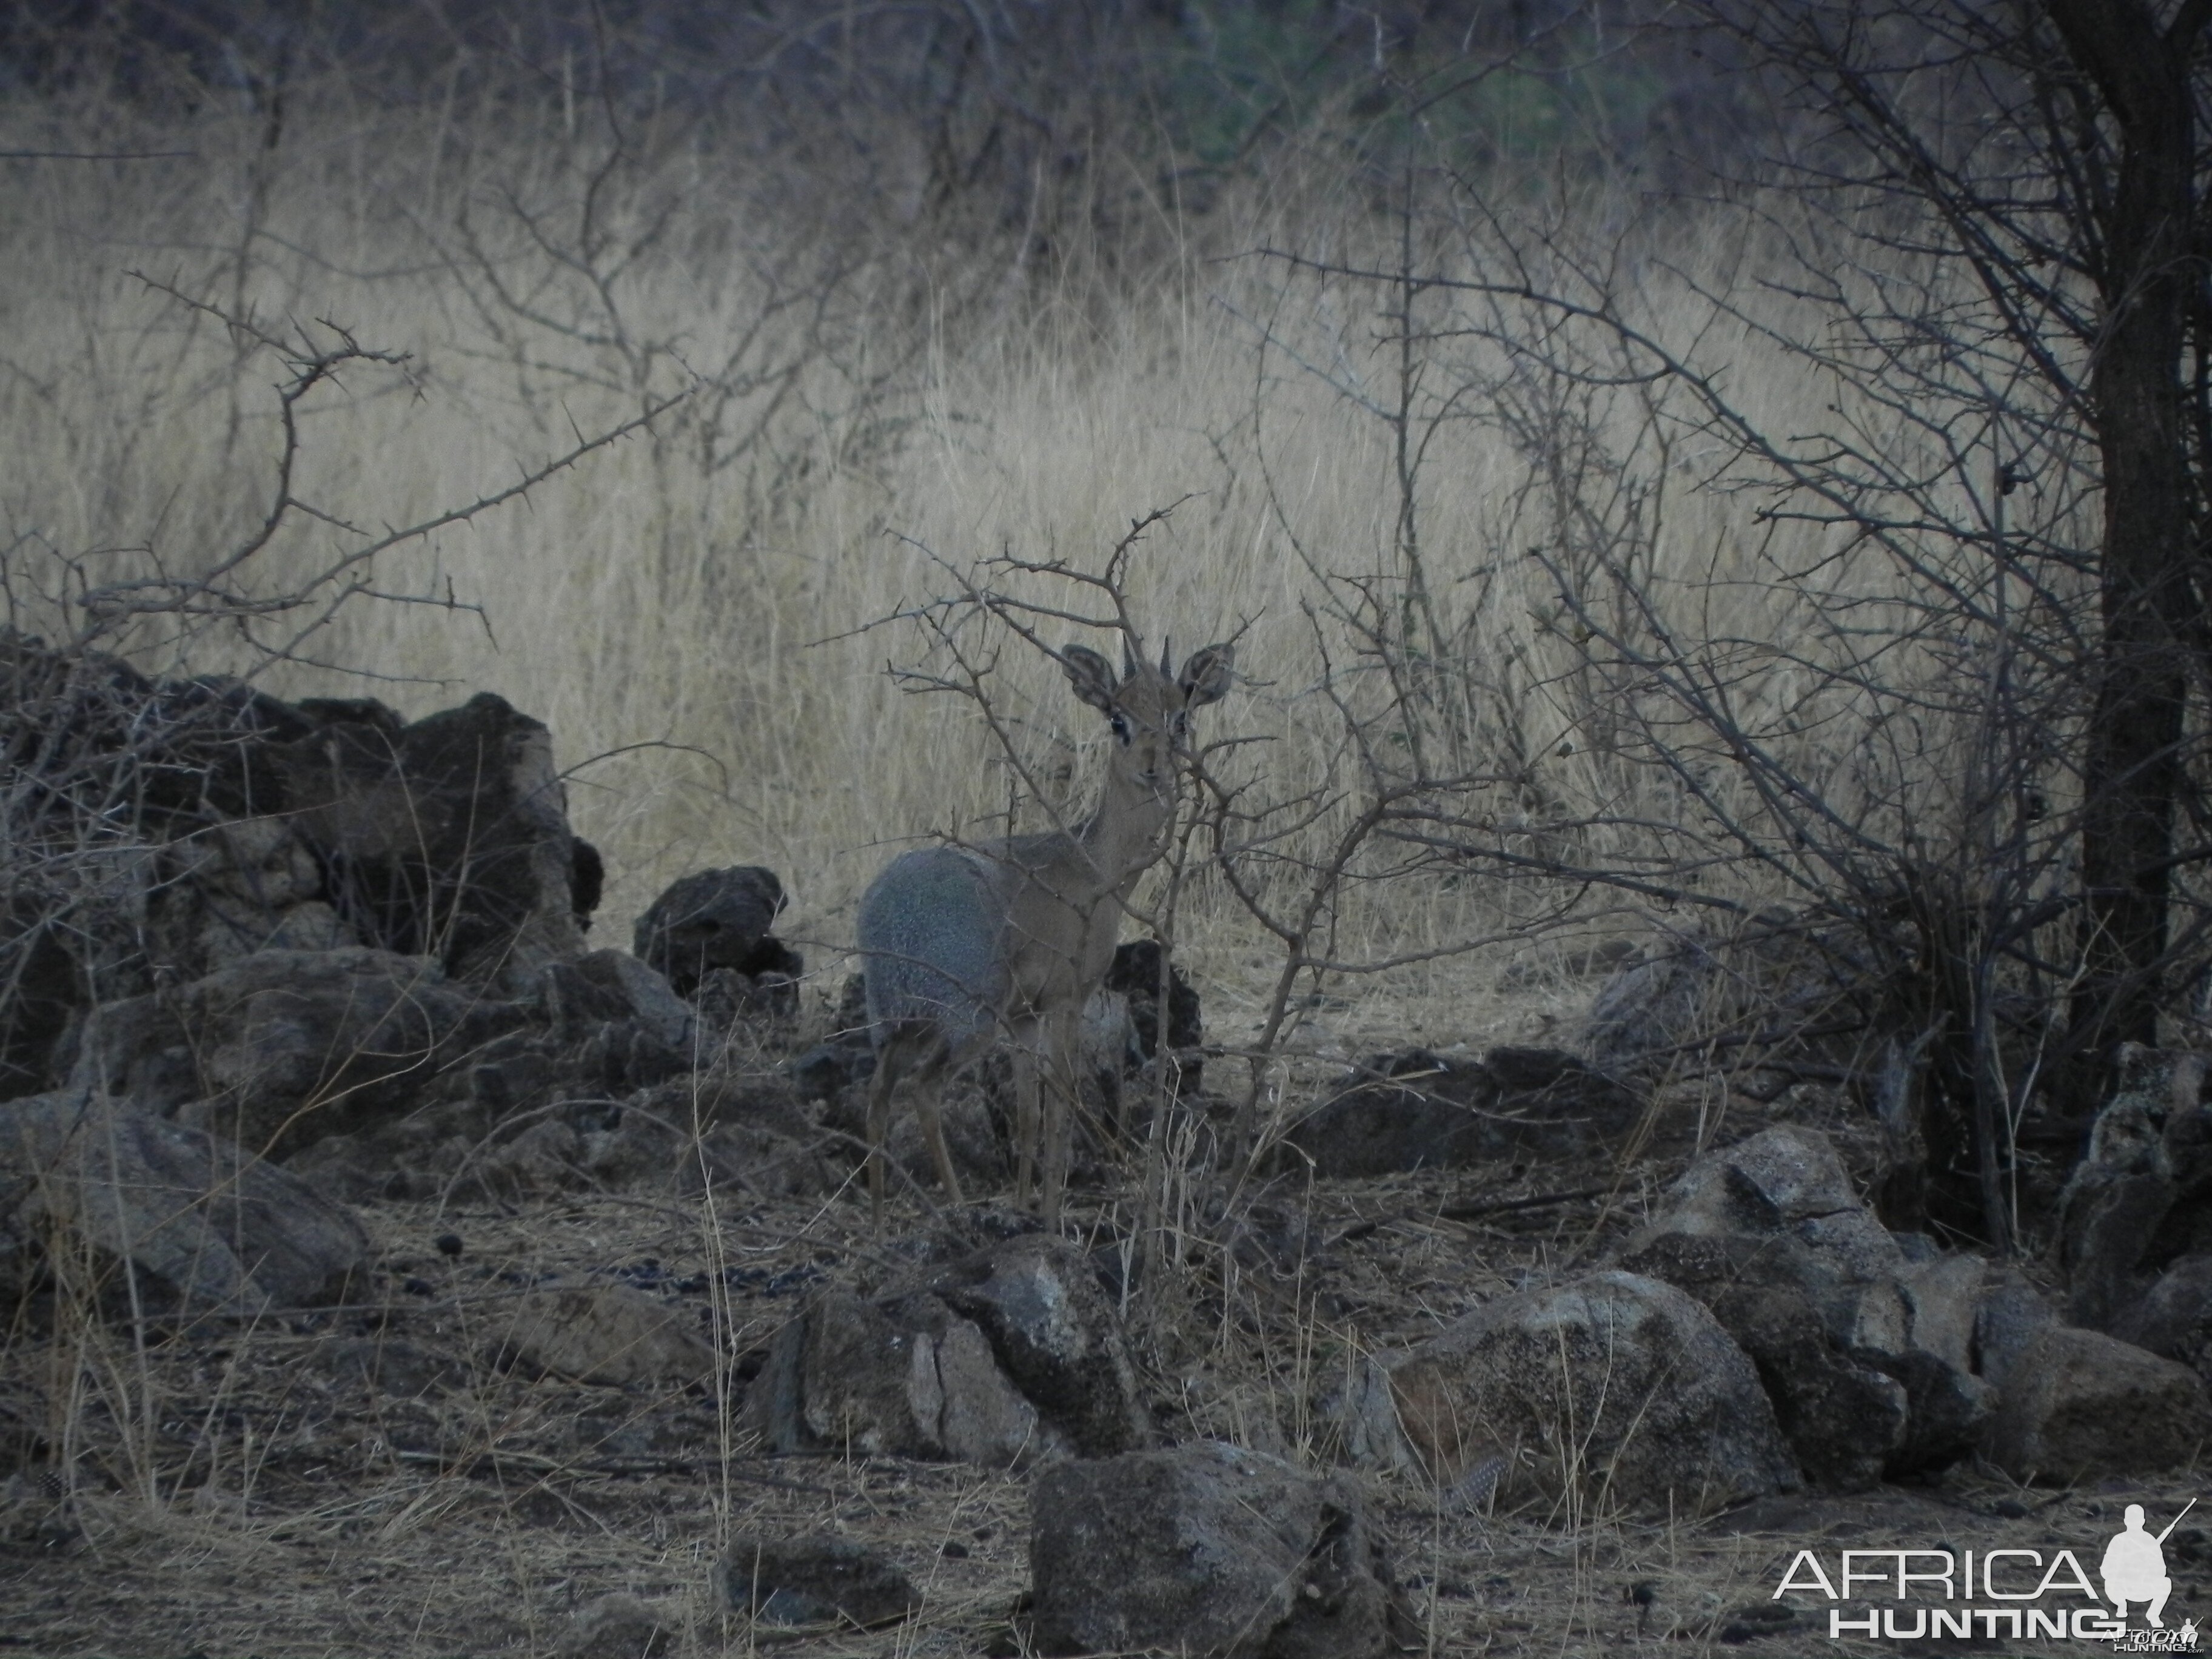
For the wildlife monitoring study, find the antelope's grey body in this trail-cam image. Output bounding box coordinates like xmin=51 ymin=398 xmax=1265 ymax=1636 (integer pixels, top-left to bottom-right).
xmin=857 ymin=639 xmax=1234 ymax=1226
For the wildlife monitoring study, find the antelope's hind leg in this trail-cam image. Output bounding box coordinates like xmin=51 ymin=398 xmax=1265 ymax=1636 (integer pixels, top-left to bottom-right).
xmin=866 ymin=1024 xmax=967 ymax=1224
xmin=863 ymin=1028 xmax=907 ymax=1226
xmin=907 ymin=1033 xmax=969 ymax=1209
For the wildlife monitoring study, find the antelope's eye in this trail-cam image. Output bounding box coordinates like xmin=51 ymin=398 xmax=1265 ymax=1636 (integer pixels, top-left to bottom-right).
xmin=1170 ymin=711 xmax=1190 ymax=739
xmin=1108 ymin=713 xmax=1131 ymax=745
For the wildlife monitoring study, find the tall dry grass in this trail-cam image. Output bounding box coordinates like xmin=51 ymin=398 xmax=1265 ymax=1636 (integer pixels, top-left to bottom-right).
xmin=0 ymin=81 xmax=2022 ymax=1042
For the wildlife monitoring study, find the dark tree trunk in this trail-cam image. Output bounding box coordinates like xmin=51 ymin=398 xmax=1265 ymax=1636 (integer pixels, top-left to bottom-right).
xmin=2046 ymin=0 xmax=2205 ymax=1104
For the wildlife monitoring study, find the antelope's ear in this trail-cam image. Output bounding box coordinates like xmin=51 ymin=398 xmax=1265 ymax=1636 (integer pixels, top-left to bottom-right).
xmin=1062 ymin=645 xmax=1120 ymax=712
xmin=1178 ymin=643 xmax=1236 ymax=707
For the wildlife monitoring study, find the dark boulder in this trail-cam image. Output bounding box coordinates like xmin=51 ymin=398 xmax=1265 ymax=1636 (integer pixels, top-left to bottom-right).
xmin=632 ymin=867 xmax=795 ymax=998
xmin=722 ymin=1535 xmax=919 ymax=1629
xmin=163 ymin=947 xmax=526 ymax=1156
xmin=1030 ymin=1441 xmax=1403 ymax=1659
xmin=541 ymin=949 xmax=697 ymax=1090
xmin=789 ymin=974 xmax=875 ymax=1102
xmin=1986 ymin=1323 xmax=2212 ymax=1484
xmin=2114 ymin=1253 xmax=2212 ymax=1384
xmin=1578 ymin=911 xmax=1885 ymax=1074
xmin=1281 ymin=1046 xmax=1640 ymax=1177
xmin=5 ymin=639 xmax=597 ymax=1095
xmin=297 ymin=692 xmax=590 ymax=992
xmin=920 ymin=1234 xmax=1151 ymax=1456
xmin=1102 ymin=939 xmax=1202 ymax=1093
xmin=1621 ymin=1232 xmax=1909 ymax=1489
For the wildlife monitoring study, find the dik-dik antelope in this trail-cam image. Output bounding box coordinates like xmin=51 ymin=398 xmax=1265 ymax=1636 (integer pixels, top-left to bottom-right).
xmin=856 ymin=638 xmax=1235 ymax=1225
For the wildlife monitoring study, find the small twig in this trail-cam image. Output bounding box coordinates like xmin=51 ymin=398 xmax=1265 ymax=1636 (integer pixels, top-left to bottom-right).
xmin=1436 ymin=1187 xmax=1612 ymax=1222
xmin=387 ymin=1447 xmax=833 ymax=1495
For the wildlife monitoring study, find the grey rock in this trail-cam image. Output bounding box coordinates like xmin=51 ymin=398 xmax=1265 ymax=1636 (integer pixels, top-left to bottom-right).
xmin=1582 ymin=936 xmax=1721 ymax=1068
xmin=575 ymin=1108 xmax=685 ymax=1187
xmin=196 ymin=896 xmax=354 ymax=968
xmin=1102 ymin=938 xmax=1202 ymax=1053
xmin=321 ymin=1336 xmax=463 ymax=1397
xmin=1619 ymin=1233 xmax=1908 ymax=1489
xmin=1629 ymin=1124 xmax=1903 ymax=1285
xmin=555 ymin=1593 xmax=677 ymax=1658
xmin=748 ymin=1285 xmax=1045 ymax=1465
xmin=0 ymin=907 xmax=83 ymax=1101
xmin=789 ymin=1039 xmax=872 ymax=1102
xmin=545 ymin=950 xmax=695 ymax=1052
xmin=176 ymin=816 xmax=323 ymax=908
xmin=1579 ymin=913 xmax=1878 ymax=1073
xmin=466 ymin=1032 xmax=558 ymax=1114
xmin=65 ymin=994 xmax=199 ymax=1114
xmin=1618 ymin=1124 xmax=1996 ymax=1483
xmin=2056 ymin=1044 xmax=2210 ymax=1329
xmin=690 ymin=962 xmax=801 ymax=1030
xmin=882 ymin=1079 xmax=1006 ymax=1191
xmin=0 ymin=1088 xmax=366 ymax=1317
xmin=541 ymin=951 xmax=699 ymax=1090
xmin=163 ymin=815 xmax=353 ymax=972
xmin=4 ymin=652 xmax=588 ymax=1098
xmin=1881 ymin=1347 xmax=1998 ymax=1478
xmin=283 ymin=1131 xmax=390 ymax=1205
xmin=745 ymin=1235 xmax=1148 ymax=1466
xmin=492 ymin=1282 xmax=715 ymax=1389
xmin=2114 ymin=1253 xmax=2212 ymax=1382
xmin=1030 ymin=1441 xmax=1399 ymax=1659
xmin=1098 ymin=939 xmax=1206 ymax=1100
xmin=474 ymin=1118 xmax=585 ymax=1198
xmin=167 ymin=947 xmax=526 ymax=1157
xmin=1972 ymin=1265 xmax=2062 ymax=1396
xmin=723 ymin=1535 xmax=919 ymax=1629
xmin=1986 ymin=1323 xmax=2212 ymax=1483
xmin=1356 ymin=1270 xmax=1798 ymax=1514
xmin=790 ymin=974 xmax=877 ymax=1102
xmin=313 ymin=692 xmax=591 ymax=994
xmin=1899 ymin=1251 xmax=1985 ymax=1376
xmin=1891 ymin=1230 xmax=1943 ymax=1264
xmin=921 ymin=1235 xmax=1151 ymax=1456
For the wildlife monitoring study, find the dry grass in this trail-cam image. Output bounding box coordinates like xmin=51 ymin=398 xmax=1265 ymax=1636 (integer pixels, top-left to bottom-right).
xmin=5 ymin=1087 xmax=2194 ymax=1657
xmin=0 ymin=74 xmax=2170 ymax=1659
xmin=0 ymin=84 xmax=1932 ymax=1020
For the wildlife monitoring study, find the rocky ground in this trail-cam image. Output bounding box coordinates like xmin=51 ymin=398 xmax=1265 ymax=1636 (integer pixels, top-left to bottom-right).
xmin=4 ymin=1096 xmax=2204 ymax=1658
xmin=7 ymin=646 xmax=2212 ymax=1657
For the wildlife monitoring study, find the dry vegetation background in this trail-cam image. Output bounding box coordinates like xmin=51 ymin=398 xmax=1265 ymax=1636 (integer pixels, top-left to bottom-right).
xmin=0 ymin=7 xmax=1822 ymax=1054
xmin=4 ymin=3 xmax=2177 ymax=1654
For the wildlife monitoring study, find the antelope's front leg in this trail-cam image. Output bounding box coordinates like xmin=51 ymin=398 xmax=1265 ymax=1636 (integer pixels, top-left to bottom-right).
xmin=1009 ymin=1019 xmax=1042 ymax=1208
xmin=1039 ymin=1004 xmax=1081 ymax=1229
xmin=864 ymin=1048 xmax=899 ymax=1228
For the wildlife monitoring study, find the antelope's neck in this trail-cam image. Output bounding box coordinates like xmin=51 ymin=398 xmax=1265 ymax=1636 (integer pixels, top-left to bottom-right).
xmin=1076 ymin=776 xmax=1173 ymax=897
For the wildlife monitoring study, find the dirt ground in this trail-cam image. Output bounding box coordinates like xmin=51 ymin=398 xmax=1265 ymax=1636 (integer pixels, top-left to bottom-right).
xmin=1 ymin=985 xmax=2204 ymax=1659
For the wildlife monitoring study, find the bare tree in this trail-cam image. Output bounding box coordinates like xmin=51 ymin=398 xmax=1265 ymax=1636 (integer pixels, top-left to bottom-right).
xmin=1690 ymin=0 xmax=2212 ymax=1125
xmin=1203 ymin=0 xmax=2212 ymax=1248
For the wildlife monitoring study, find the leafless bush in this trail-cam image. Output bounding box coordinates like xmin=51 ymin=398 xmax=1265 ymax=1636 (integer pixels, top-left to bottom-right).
xmin=1194 ymin=0 xmax=2212 ymax=1253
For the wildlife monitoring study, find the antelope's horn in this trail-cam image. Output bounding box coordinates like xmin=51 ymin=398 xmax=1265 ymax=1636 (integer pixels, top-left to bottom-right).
xmin=1160 ymin=635 xmax=1173 ymax=675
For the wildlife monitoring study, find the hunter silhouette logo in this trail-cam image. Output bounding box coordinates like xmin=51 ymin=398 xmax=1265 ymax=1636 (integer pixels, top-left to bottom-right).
xmin=1775 ymin=1496 xmax=2204 ymax=1646
xmin=2103 ymin=1501 xmax=2191 ymax=1629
